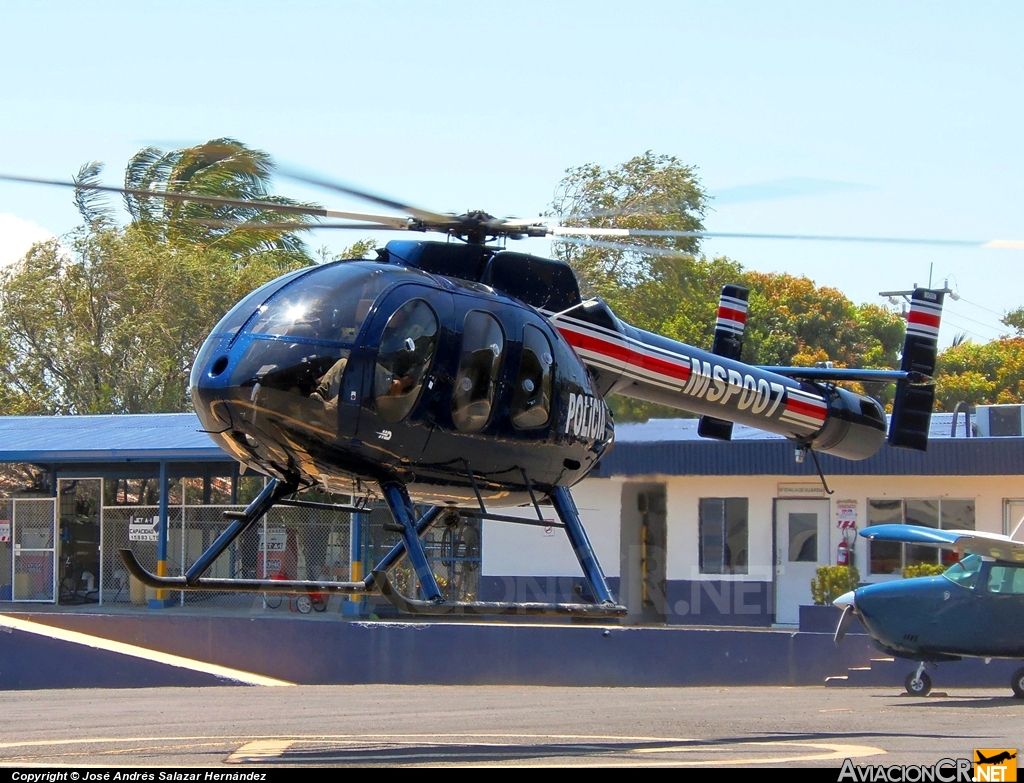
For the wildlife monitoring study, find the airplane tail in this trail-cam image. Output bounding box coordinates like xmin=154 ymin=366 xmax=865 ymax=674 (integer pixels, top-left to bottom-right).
xmin=697 ymin=285 xmax=749 ymax=441
xmin=887 ymin=288 xmax=944 ymax=451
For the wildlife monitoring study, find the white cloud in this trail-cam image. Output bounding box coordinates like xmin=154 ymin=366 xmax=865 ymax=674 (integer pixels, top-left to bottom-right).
xmin=0 ymin=213 xmax=55 ymax=268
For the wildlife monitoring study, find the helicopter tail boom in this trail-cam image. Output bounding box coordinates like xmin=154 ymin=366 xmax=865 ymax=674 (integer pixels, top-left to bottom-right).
xmin=554 ymin=303 xmax=896 ymax=459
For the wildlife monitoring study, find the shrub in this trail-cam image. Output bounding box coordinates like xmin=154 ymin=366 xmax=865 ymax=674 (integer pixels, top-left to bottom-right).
xmin=902 ymin=563 xmax=947 ymax=579
xmin=810 ymin=565 xmax=860 ymax=605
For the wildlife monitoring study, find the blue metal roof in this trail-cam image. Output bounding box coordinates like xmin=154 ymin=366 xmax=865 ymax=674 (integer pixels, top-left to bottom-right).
xmin=598 ymin=413 xmax=1024 ymax=478
xmin=0 ymin=411 xmax=1017 ymax=476
xmin=0 ymin=413 xmax=222 ymax=463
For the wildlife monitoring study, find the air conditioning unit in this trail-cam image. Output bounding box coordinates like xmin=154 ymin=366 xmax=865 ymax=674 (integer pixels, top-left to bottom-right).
xmin=974 ymin=405 xmax=1024 ymax=437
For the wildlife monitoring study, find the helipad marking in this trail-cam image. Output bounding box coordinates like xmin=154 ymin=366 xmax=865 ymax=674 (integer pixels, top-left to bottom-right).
xmin=0 ymin=734 xmax=888 ymax=767
xmin=0 ymin=614 xmax=293 ymax=687
xmin=227 ymin=740 xmax=295 ymax=763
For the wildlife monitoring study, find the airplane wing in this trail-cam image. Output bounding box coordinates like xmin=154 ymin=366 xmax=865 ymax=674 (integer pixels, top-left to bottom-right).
xmin=861 ymin=524 xmax=1024 ymax=563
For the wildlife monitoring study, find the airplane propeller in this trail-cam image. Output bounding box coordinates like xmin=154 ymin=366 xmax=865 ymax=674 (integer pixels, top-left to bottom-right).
xmin=834 ymin=602 xmax=856 ymax=645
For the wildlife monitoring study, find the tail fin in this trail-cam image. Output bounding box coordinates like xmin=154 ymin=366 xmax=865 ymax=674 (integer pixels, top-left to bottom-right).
xmin=888 ymin=288 xmax=944 ymax=450
xmin=698 ymin=285 xmax=749 ymax=441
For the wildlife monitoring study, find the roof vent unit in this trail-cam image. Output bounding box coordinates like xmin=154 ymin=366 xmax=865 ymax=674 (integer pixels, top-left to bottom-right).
xmin=974 ymin=405 xmax=1024 ymax=437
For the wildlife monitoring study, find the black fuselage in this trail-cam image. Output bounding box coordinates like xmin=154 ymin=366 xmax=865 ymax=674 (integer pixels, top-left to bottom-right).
xmin=191 ymin=260 xmax=610 ymax=505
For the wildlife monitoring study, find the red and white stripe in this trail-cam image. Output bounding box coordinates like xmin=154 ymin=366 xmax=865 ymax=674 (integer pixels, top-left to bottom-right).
xmin=549 ymin=313 xmax=693 ymax=393
xmin=779 ymin=387 xmax=828 ymax=432
xmin=548 ymin=311 xmax=829 ymax=436
xmin=906 ymin=297 xmax=942 ymax=339
xmin=716 ymin=294 xmax=748 ymax=336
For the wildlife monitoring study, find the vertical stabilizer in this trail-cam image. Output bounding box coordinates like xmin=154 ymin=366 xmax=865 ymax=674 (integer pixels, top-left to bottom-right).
xmin=888 ymin=288 xmax=944 ymax=450
xmin=698 ymin=285 xmax=749 ymax=441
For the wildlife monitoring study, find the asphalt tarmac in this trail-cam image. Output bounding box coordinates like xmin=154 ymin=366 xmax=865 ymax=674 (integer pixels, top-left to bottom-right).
xmin=0 ymin=685 xmax=1021 ymax=767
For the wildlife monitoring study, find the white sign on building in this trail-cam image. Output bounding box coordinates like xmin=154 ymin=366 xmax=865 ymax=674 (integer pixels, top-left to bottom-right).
xmin=128 ymin=515 xmax=160 ymax=542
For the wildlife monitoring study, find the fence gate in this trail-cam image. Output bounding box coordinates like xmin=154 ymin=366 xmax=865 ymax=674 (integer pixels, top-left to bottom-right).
xmin=2 ymin=498 xmax=57 ymax=602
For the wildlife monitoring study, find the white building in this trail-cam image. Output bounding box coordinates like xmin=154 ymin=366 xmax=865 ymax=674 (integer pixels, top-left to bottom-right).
xmin=479 ymin=410 xmax=1024 ymax=626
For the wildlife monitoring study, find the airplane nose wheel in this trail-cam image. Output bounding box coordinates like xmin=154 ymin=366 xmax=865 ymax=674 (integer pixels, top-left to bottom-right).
xmin=905 ymin=663 xmax=932 ymax=697
xmin=1011 ymin=667 xmax=1024 ymax=699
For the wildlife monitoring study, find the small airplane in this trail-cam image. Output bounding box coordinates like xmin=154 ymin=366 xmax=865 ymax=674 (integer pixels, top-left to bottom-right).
xmin=977 ymin=751 xmax=1017 ymax=766
xmin=834 ymin=522 xmax=1024 ymax=697
xmin=0 ymin=168 xmax=950 ymax=617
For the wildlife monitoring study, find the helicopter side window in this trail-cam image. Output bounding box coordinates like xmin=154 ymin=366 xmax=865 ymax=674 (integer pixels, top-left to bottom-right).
xmin=451 ymin=311 xmax=504 ymax=432
xmin=943 ymin=553 xmax=983 ymax=589
xmin=511 ymin=323 xmax=553 ymax=429
xmin=985 ymin=564 xmax=1024 ymax=595
xmin=374 ymin=299 xmax=439 ymax=423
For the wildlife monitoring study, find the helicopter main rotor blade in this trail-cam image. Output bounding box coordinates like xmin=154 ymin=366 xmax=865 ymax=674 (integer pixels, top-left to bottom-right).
xmin=549 ymin=224 xmax=1024 ymax=249
xmin=194 ymin=219 xmax=414 ymax=232
xmin=554 ymin=234 xmax=690 ymax=257
xmin=0 ymin=173 xmax=415 ymax=229
xmin=281 ymin=170 xmax=459 ymax=227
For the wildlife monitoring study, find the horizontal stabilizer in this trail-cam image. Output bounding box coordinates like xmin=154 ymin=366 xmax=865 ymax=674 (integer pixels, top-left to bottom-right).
xmin=697 ymin=415 xmax=735 ymax=441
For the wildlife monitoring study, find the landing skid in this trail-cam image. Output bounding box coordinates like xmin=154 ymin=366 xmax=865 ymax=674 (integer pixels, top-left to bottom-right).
xmin=372 ymin=571 xmax=625 ymax=617
xmin=119 ymin=477 xmax=626 ymax=617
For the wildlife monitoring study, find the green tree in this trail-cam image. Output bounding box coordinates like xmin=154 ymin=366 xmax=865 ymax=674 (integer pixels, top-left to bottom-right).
xmin=934 ymin=338 xmax=1024 ymax=410
xmin=550 ymin=153 xmax=907 ymax=420
xmin=0 ymin=141 xmax=318 ymax=416
xmin=550 ymin=151 xmax=707 ymax=304
xmin=121 ymin=138 xmax=315 ymax=265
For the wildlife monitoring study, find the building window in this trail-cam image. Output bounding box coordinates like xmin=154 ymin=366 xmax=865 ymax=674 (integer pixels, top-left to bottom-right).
xmin=699 ymin=497 xmax=748 ymax=574
xmin=867 ymin=498 xmax=975 ymax=575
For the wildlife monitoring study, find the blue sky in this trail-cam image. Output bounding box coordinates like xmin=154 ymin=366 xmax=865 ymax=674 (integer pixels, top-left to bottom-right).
xmin=1 ymin=1 xmax=1021 ymax=345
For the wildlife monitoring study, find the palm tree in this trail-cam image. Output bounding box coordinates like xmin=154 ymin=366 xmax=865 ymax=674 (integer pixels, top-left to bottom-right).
xmin=121 ymin=138 xmax=316 ymax=263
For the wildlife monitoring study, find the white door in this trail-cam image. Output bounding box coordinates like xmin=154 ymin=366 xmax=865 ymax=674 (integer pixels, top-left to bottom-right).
xmin=774 ymin=498 xmax=830 ymax=624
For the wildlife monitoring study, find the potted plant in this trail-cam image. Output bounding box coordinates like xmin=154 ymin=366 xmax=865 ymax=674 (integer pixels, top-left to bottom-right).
xmin=798 ymin=565 xmax=862 ymax=632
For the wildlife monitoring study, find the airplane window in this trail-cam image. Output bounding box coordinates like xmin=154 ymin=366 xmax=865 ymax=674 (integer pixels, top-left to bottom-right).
xmin=249 ymin=263 xmax=392 ymax=343
xmin=451 ymin=311 xmax=504 ymax=433
xmin=511 ymin=324 xmax=553 ymax=429
xmin=985 ymin=564 xmax=1024 ymax=595
xmin=943 ymin=554 xmax=983 ymax=589
xmin=374 ymin=299 xmax=439 ymax=423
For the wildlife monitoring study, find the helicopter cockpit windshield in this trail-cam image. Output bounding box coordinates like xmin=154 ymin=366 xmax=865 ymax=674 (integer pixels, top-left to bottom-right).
xmin=225 ymin=262 xmax=395 ymax=439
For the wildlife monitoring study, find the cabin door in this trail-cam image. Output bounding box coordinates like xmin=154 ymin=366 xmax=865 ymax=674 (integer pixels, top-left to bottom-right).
xmin=773 ymin=498 xmax=830 ymax=624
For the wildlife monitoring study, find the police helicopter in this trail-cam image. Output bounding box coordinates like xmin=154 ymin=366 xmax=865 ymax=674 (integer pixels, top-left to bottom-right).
xmin=834 ymin=524 xmax=1024 ymax=697
xmin=0 ymin=170 xmax=950 ymax=617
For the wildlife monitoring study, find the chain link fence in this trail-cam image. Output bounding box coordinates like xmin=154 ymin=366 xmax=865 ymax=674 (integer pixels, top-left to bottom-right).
xmin=3 ymin=479 xmax=482 ymax=611
xmin=365 ymin=508 xmax=481 ymax=604
xmin=100 ymin=500 xmax=354 ymax=609
xmin=2 ymin=498 xmax=57 ymax=602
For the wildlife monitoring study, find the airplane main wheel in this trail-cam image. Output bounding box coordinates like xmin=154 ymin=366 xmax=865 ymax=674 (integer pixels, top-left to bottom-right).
xmin=905 ymin=671 xmax=932 ymax=696
xmin=1011 ymin=667 xmax=1024 ymax=699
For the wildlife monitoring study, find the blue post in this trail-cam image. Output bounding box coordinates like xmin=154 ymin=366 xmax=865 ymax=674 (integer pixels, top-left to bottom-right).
xmin=149 ymin=461 xmax=174 ymax=608
xmin=380 ymin=483 xmax=443 ymax=602
xmin=550 ymin=486 xmax=615 ymax=604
